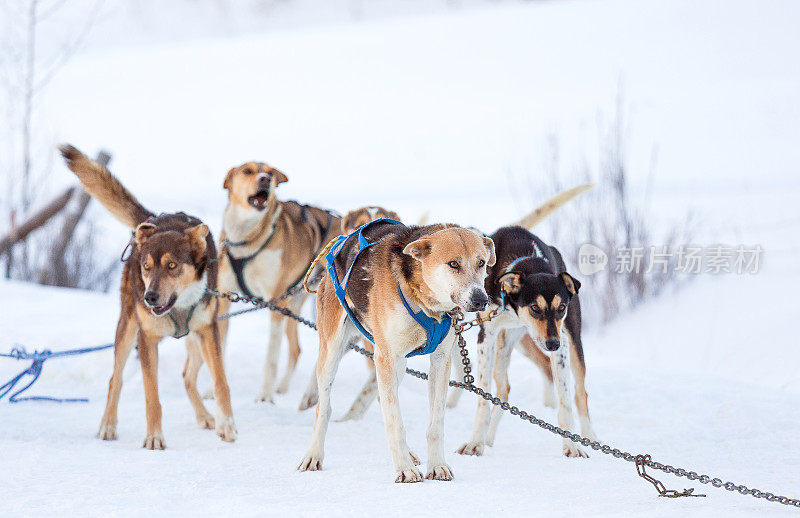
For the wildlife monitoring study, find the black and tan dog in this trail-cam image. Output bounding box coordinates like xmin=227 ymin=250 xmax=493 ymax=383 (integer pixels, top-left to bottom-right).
xmin=59 ymin=145 xmax=236 ymax=449
xmin=298 ymin=221 xmax=495 ymax=482
xmin=217 ymin=162 xmax=341 ymax=403
xmin=455 ymin=225 xmax=595 ymax=458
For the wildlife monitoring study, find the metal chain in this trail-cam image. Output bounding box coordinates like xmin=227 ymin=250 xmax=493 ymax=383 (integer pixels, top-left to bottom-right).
xmin=215 ymin=283 xmax=306 ymax=321
xmin=207 ymin=287 xmax=800 ymax=509
xmin=208 ymin=288 xmax=318 ymax=329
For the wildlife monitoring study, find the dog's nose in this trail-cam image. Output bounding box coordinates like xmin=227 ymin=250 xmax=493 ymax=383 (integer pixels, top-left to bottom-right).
xmin=545 ymin=339 xmax=560 ymax=352
xmin=257 ymin=174 xmax=270 ymax=185
xmin=467 ymin=289 xmax=488 ymax=312
xmin=144 ymin=291 xmax=159 ymax=306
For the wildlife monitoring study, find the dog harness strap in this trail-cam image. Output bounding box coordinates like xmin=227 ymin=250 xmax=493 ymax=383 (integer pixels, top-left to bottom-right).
xmin=327 ymin=218 xmax=451 ymax=357
xmin=327 ymin=218 xmax=404 ymax=344
xmin=397 ymin=284 xmax=452 ymax=358
xmin=168 ymin=299 xmax=201 ymax=339
xmin=224 ymin=212 xmax=281 ymax=299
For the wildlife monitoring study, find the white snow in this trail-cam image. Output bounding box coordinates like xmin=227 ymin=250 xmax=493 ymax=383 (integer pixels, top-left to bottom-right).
xmin=2 ymin=0 xmax=800 ymax=516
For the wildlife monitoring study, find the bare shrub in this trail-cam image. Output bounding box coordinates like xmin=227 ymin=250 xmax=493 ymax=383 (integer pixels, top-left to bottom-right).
xmin=518 ymin=99 xmax=696 ymax=329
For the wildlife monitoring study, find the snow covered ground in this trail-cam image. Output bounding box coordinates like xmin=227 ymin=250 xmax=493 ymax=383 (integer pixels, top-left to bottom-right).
xmin=2 ymin=0 xmax=800 ymax=516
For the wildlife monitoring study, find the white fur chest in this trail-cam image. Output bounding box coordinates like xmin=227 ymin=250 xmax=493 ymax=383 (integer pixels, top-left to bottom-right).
xmin=239 ymin=248 xmax=283 ymax=298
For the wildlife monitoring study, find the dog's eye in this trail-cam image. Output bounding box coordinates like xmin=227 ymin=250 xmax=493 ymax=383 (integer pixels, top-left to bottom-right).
xmin=448 ymin=261 xmax=460 ymax=270
xmin=477 ymin=259 xmax=486 ymax=268
xmin=167 ymin=262 xmax=177 ymax=270
xmin=530 ymin=304 xmax=541 ymax=313
xmin=243 ymin=169 xmax=253 ymax=175
xmin=558 ymin=303 xmax=566 ymax=312
xmin=142 ymin=263 xmax=150 ymax=271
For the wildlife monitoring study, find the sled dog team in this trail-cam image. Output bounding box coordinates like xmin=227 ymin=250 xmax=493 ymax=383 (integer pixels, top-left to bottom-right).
xmin=60 ymin=144 xmax=596 ymax=483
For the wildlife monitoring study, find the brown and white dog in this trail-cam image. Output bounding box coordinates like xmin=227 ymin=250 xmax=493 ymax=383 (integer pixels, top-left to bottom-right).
xmin=298 ymin=221 xmax=496 ymax=482
xmin=297 ymin=205 xmax=400 ymax=413
xmin=334 ymin=185 xmax=594 ymax=426
xmin=59 ymin=145 xmax=236 ymax=449
xmin=216 ymin=162 xmax=341 ymax=402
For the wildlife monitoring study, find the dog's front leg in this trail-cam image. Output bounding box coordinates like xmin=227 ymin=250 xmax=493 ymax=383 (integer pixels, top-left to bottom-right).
xmin=202 ymin=296 xmax=230 ymax=400
xmin=374 ymin=346 xmax=421 ymax=483
xmin=138 ymin=330 xmax=165 ymax=450
xmin=456 ymin=328 xmax=498 ymax=456
xmin=183 ymin=334 xmax=215 ymax=429
xmin=445 ymin=345 xmax=463 ymax=408
xmin=551 ymin=335 xmax=587 ymax=458
xmin=257 ymin=312 xmax=286 ymax=402
xmin=198 ymin=323 xmax=237 ymax=442
xmin=426 ymin=344 xmax=454 ymax=481
xmin=98 ymin=311 xmax=137 ymax=441
xmin=486 ymin=328 xmax=523 ymax=447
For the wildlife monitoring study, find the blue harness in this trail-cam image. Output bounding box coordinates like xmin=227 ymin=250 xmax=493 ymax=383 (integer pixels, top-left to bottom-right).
xmin=326 ymin=219 xmax=452 ymax=358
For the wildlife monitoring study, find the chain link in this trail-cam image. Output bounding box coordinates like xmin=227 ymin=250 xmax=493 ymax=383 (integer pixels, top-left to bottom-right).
xmin=206 ymin=287 xmax=800 ymax=509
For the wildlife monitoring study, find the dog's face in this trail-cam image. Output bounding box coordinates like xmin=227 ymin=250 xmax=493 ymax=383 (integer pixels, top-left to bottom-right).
xmin=404 ymin=228 xmax=495 ymax=312
xmin=341 ymin=206 xmax=400 ymax=234
xmin=135 ymin=222 xmax=209 ymax=316
xmin=498 ymin=271 xmax=580 ymax=352
xmin=223 ymin=162 xmax=288 ymax=212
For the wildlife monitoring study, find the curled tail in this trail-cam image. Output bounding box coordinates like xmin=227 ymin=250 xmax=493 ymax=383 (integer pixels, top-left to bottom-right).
xmin=303 ymin=236 xmax=340 ymax=294
xmin=513 ymin=183 xmax=595 ymax=229
xmin=59 ymin=144 xmax=153 ymax=229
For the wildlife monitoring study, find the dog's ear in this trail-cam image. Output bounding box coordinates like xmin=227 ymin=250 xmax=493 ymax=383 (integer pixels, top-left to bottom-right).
xmin=223 ymin=167 xmax=236 ymax=190
xmin=341 ymin=211 xmax=357 ymax=234
xmin=498 ymin=272 xmax=522 ymax=294
xmin=403 ymin=238 xmax=432 ymax=262
xmin=482 ymin=236 xmax=496 ymax=266
xmin=270 ymin=167 xmax=288 ymax=185
xmin=386 ymin=210 xmax=401 ymax=221
xmin=185 ymin=223 xmax=210 ymax=264
xmin=135 ymin=222 xmax=157 ymax=247
xmin=560 ymin=272 xmax=581 ymax=295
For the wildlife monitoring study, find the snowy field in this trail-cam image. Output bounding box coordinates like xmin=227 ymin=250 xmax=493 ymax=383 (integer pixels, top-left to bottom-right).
xmin=2 ymin=0 xmax=800 ymax=516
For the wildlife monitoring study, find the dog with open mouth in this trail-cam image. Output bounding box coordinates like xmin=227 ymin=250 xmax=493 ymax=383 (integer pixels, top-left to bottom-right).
xmin=59 ymin=145 xmax=236 ymax=449
xmin=216 ymin=161 xmax=342 ymax=404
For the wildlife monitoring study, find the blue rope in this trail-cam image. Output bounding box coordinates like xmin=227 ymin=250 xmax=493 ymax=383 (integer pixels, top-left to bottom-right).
xmin=0 ymin=343 xmax=113 ymax=403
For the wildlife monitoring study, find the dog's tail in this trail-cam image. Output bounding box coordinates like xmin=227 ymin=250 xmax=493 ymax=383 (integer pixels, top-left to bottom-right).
xmin=59 ymin=144 xmax=154 ymax=229
xmin=303 ymin=235 xmax=340 ymax=294
xmin=513 ymin=183 xmax=595 ymax=229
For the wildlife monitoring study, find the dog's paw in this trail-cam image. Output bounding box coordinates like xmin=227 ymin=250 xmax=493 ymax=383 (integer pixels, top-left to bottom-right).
xmin=563 ymin=443 xmax=589 ymax=458
xmin=197 ymin=413 xmax=215 ymax=430
xmin=142 ymin=433 xmax=166 ymax=450
xmin=201 ymin=387 xmax=215 ymax=400
xmin=215 ymin=416 xmax=237 ymax=442
xmin=395 ymin=467 xmax=424 ymax=483
xmin=426 ymin=464 xmax=454 ymax=481
xmin=408 ymin=451 xmax=421 ymax=466
xmin=276 ymin=380 xmax=290 ymax=395
xmin=297 ymin=393 xmax=318 ymax=411
xmin=97 ymin=423 xmax=117 ymax=441
xmin=456 ymin=441 xmax=485 ymax=456
xmin=298 ymin=453 xmax=323 ymax=472
xmin=255 ymin=392 xmax=275 ymax=404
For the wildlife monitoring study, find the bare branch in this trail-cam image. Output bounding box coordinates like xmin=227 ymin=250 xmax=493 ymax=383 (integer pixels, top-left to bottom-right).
xmin=0 ymin=186 xmax=75 ymax=256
